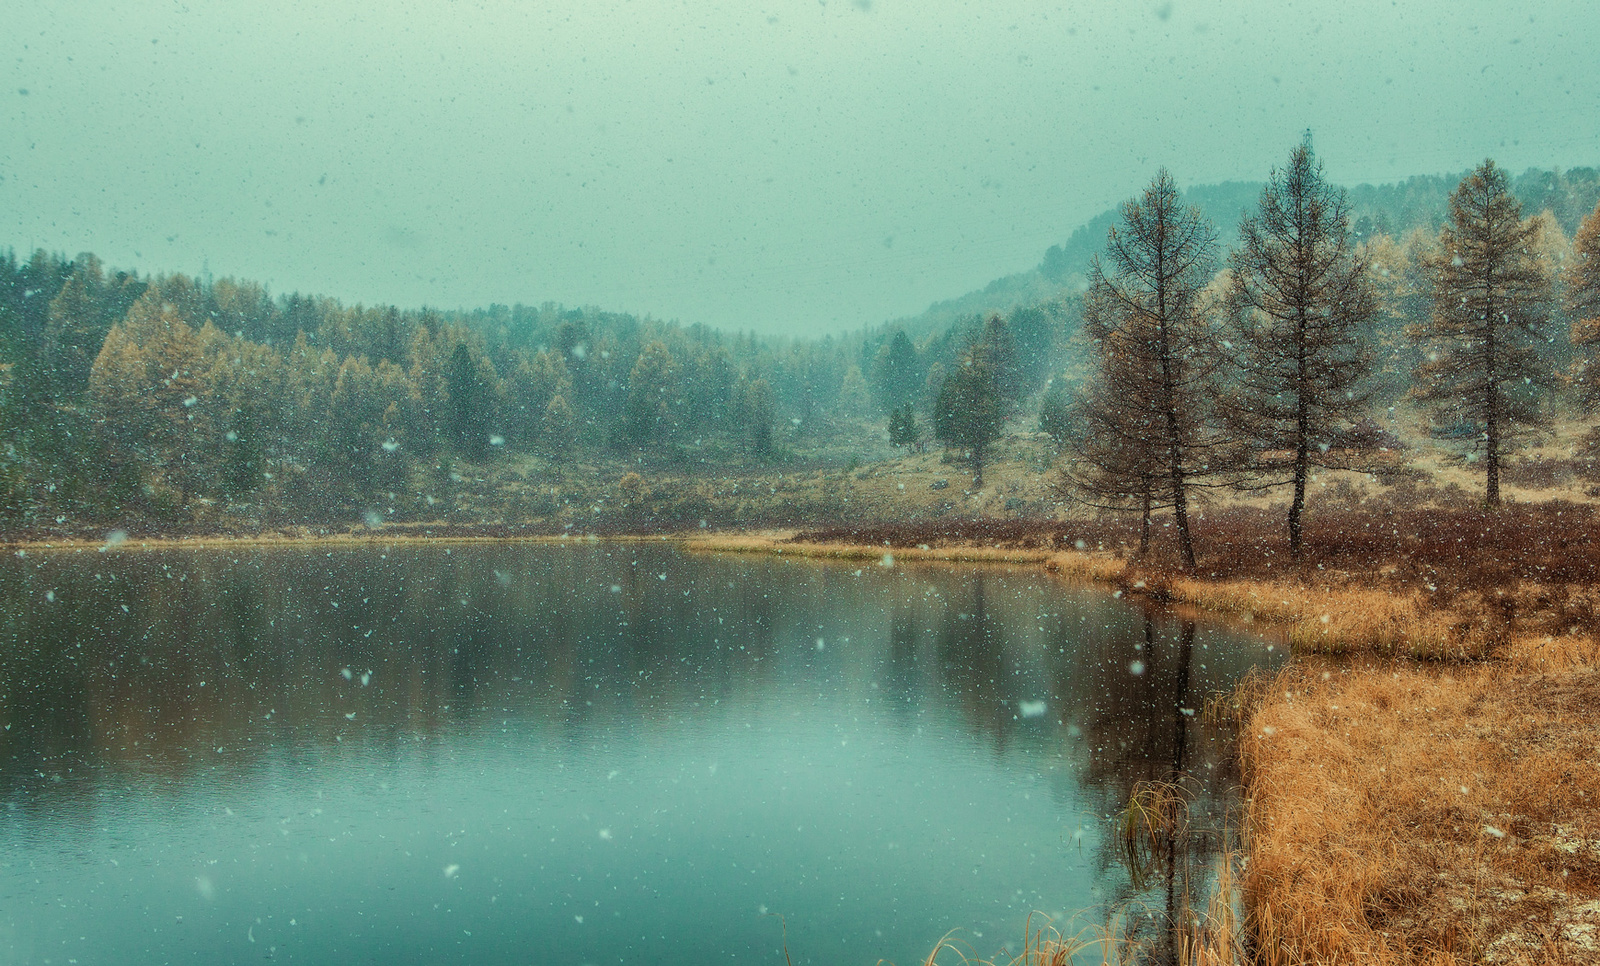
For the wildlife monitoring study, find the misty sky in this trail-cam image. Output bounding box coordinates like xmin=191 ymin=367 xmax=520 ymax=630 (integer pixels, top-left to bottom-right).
xmin=4 ymin=0 xmax=1597 ymax=335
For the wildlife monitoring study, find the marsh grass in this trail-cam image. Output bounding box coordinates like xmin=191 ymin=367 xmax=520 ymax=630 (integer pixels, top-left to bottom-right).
xmin=1240 ymin=661 xmax=1600 ymax=964
xmin=1118 ymin=781 xmax=1194 ymax=893
xmin=687 ymin=532 xmax=1055 ymax=566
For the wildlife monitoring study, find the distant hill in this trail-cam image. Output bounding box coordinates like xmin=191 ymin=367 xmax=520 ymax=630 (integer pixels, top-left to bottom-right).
xmin=879 ymin=166 xmax=1600 ymax=344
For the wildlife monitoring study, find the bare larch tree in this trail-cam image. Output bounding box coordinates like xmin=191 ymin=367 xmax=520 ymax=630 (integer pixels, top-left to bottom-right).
xmin=1411 ymin=159 xmax=1554 ymax=506
xmin=1225 ymin=137 xmax=1376 ymax=558
xmin=1070 ymin=341 xmax=1171 ymax=560
xmin=1072 ymin=169 xmax=1224 ymax=571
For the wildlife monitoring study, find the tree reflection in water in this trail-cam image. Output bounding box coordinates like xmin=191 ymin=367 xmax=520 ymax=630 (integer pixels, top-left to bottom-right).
xmin=0 ymin=544 xmax=1273 ymax=965
xmin=1081 ymin=608 xmax=1235 ymax=964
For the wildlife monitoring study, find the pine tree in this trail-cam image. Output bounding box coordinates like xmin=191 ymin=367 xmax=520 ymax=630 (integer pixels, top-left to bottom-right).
xmin=735 ymin=376 xmax=776 ymax=457
xmin=510 ymin=349 xmax=572 ymax=447
xmin=870 ymin=330 xmax=923 ymax=414
xmin=1412 ymin=160 xmax=1555 ymax=506
xmin=445 ymin=341 xmax=497 ymax=461
xmin=887 ymin=403 xmax=920 ymax=448
xmin=1225 ymin=137 xmax=1377 ymax=557
xmin=41 ymin=255 xmax=110 ymax=401
xmin=542 ymin=394 xmax=576 ymax=456
xmin=933 ymin=337 xmax=1007 ymax=487
xmin=1037 ymin=385 xmax=1072 ymax=449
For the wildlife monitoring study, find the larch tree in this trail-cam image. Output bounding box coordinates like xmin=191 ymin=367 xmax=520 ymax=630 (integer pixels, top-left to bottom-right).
xmin=89 ymin=290 xmax=207 ymax=506
xmin=1068 ymin=347 xmax=1171 ymax=560
xmin=1411 ymin=159 xmax=1555 ymax=506
xmin=1224 ymin=138 xmax=1377 ymax=558
xmin=1071 ymin=169 xmax=1224 ymax=571
xmin=1567 ymin=199 xmax=1600 ymax=410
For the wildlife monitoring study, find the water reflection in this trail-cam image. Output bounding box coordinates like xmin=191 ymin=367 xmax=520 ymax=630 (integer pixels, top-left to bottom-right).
xmin=0 ymin=543 xmax=1277 ymax=965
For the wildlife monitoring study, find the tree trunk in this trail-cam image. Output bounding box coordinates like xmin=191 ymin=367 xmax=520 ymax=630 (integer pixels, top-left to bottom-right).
xmin=1485 ymin=387 xmax=1501 ymax=506
xmin=1290 ymin=311 xmax=1310 ymax=559
xmin=1484 ymin=297 xmax=1501 ymax=507
xmin=1138 ymin=481 xmax=1152 ymax=560
xmin=1290 ymin=441 xmax=1309 ymax=559
xmin=1171 ymin=467 xmax=1195 ymax=571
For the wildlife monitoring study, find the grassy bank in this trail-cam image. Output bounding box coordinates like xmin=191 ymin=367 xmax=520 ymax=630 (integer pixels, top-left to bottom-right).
xmin=1241 ymin=656 xmax=1600 ymax=964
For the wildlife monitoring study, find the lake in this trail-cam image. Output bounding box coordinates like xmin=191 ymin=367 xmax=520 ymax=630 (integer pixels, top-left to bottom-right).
xmin=0 ymin=541 xmax=1280 ymax=965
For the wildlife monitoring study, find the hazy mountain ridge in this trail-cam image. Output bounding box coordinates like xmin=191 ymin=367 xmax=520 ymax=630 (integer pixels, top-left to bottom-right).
xmin=879 ymin=166 xmax=1600 ymax=344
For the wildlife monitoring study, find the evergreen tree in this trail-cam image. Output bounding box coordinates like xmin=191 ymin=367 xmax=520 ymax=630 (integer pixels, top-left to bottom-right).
xmin=933 ymin=341 xmax=1006 ymax=486
xmin=870 ymin=330 xmax=922 ymax=414
xmin=542 ymin=394 xmax=576 ymax=456
xmin=1037 ymin=385 xmax=1072 ymax=449
xmin=509 ymin=349 xmax=572 ymax=447
xmin=41 ymin=255 xmax=110 ymax=401
xmin=621 ymin=340 xmax=679 ymax=448
xmin=1412 ymin=160 xmax=1555 ymax=506
xmin=1006 ymin=304 xmax=1058 ymax=393
xmin=975 ymin=314 xmax=1021 ymax=401
xmin=887 ymin=403 xmax=920 ymax=448
xmin=1224 ymin=137 xmax=1377 ymax=557
xmin=735 ymin=376 xmax=776 ymax=457
xmin=445 ymin=341 xmax=496 ymax=461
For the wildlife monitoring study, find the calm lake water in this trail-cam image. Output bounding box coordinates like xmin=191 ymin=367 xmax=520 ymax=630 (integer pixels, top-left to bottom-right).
xmin=0 ymin=541 xmax=1279 ymax=966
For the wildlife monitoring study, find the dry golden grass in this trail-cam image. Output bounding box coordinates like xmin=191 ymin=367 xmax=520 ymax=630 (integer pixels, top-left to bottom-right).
xmin=686 ymin=532 xmax=1055 ymax=566
xmin=1241 ymin=660 xmax=1600 ymax=965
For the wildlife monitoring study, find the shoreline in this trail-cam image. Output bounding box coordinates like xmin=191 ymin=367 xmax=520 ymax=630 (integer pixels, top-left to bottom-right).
xmin=694 ymin=530 xmax=1600 ymax=961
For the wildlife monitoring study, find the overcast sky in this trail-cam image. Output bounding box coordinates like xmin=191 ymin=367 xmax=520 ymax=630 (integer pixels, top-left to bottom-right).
xmin=3 ymin=0 xmax=1597 ymax=335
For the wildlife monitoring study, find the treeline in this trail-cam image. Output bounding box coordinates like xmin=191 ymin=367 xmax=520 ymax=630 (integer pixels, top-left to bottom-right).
xmin=0 ymin=248 xmax=1074 ymax=524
